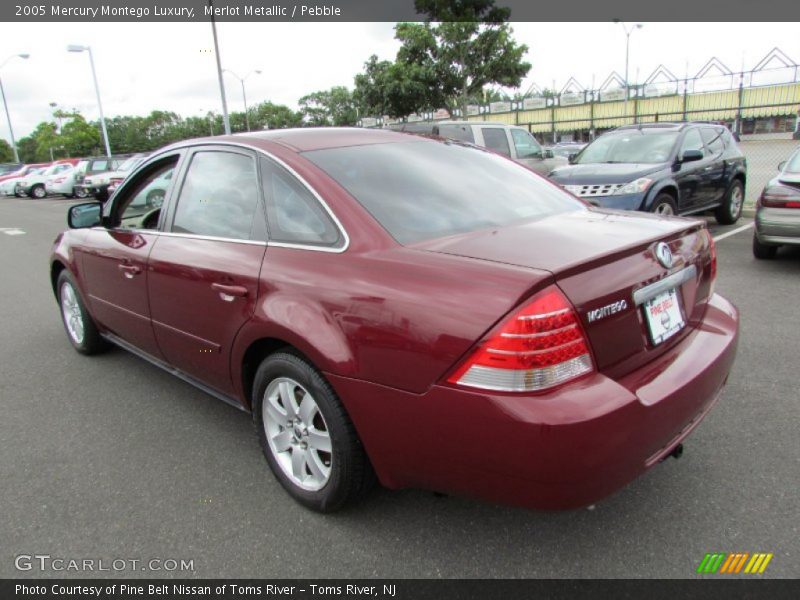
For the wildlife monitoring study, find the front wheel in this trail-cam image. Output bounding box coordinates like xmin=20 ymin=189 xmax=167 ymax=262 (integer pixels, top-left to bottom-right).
xmin=252 ymin=351 xmax=375 ymax=512
xmin=650 ymin=193 xmax=678 ymax=216
xmin=715 ymin=180 xmax=744 ymax=225
xmin=74 ymin=187 xmax=88 ymax=199
xmin=752 ymin=234 xmax=778 ymax=260
xmin=56 ymin=271 xmax=109 ymax=355
xmin=30 ymin=184 xmax=46 ymax=199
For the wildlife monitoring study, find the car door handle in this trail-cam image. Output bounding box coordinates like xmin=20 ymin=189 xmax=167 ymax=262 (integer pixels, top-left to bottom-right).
xmin=118 ymin=264 xmax=141 ymax=279
xmin=211 ymin=283 xmax=248 ymax=301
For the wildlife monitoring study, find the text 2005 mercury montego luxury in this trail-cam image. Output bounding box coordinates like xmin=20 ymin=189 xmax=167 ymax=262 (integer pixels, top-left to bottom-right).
xmin=51 ymin=128 xmax=739 ymax=512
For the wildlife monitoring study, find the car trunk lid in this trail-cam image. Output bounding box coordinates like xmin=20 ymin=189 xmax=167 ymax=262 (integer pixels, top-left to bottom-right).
xmin=412 ymin=208 xmax=714 ymax=378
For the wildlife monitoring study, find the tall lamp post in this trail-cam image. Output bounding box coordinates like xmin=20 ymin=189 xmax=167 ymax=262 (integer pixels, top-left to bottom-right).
xmin=208 ymin=0 xmax=231 ymax=135
xmin=67 ymin=44 xmax=112 ymax=157
xmin=0 ymin=53 xmax=30 ymax=163
xmin=223 ymin=69 xmax=261 ymax=131
xmin=613 ymin=20 xmax=643 ymax=120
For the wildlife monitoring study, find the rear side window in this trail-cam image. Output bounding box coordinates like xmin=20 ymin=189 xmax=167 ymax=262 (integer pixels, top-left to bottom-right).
xmin=304 ymin=140 xmax=583 ymax=244
xmin=438 ymin=124 xmax=475 ymax=143
xmin=701 ymin=128 xmax=724 ymax=155
xmin=260 ymin=158 xmax=342 ymax=247
xmin=172 ymin=151 xmax=261 ymax=241
xmin=90 ymin=160 xmax=108 ymax=171
xmin=481 ymin=127 xmax=511 ymax=157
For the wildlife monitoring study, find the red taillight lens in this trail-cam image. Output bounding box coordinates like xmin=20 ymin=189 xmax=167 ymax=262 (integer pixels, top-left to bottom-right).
xmin=109 ymin=177 xmax=124 ymax=185
xmin=761 ymin=184 xmax=800 ymax=209
xmin=447 ymin=285 xmax=594 ymax=392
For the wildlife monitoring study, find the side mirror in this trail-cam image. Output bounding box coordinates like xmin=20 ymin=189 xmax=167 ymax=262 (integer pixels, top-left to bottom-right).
xmin=68 ymin=202 xmax=103 ymax=229
xmin=543 ymin=149 xmax=555 ymax=159
xmin=568 ymin=153 xmax=578 ymax=164
xmin=778 ymin=160 xmax=787 ymax=171
xmin=680 ymin=149 xmax=704 ymax=163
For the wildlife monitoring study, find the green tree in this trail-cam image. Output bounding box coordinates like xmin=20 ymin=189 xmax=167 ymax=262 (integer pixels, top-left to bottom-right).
xmin=299 ymin=86 xmax=358 ymax=126
xmin=60 ymin=115 xmax=102 ymax=157
xmin=249 ymin=101 xmax=304 ymax=130
xmin=394 ymin=0 xmax=530 ymax=116
xmin=0 ymin=139 xmax=14 ymax=162
xmin=354 ymin=55 xmax=433 ymax=118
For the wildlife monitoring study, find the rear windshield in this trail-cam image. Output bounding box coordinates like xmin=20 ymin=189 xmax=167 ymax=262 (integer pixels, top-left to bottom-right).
xmin=784 ymin=148 xmax=800 ymax=174
xmin=577 ymin=130 xmax=679 ymax=164
xmin=304 ymin=140 xmax=583 ymax=244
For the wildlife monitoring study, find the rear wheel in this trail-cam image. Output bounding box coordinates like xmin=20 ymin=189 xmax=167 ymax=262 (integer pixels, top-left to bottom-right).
xmin=252 ymin=351 xmax=375 ymax=512
xmin=74 ymin=187 xmax=88 ymax=199
xmin=30 ymin=184 xmax=46 ymax=199
xmin=715 ymin=180 xmax=744 ymax=225
xmin=752 ymin=234 xmax=778 ymax=260
xmin=650 ymin=193 xmax=677 ymax=216
xmin=57 ymin=271 xmax=109 ymax=355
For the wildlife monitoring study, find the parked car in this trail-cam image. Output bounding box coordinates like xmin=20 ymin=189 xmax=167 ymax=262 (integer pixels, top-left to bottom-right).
xmin=0 ymin=163 xmax=51 ymax=194
xmin=80 ymin=154 xmax=148 ymax=201
xmin=389 ymin=121 xmax=566 ymax=176
xmin=0 ymin=163 xmax=23 ymax=176
xmin=52 ymin=128 xmax=738 ymax=513
xmin=73 ymin=156 xmax=124 ymax=200
xmin=46 ymin=159 xmax=90 ymax=198
xmin=549 ymin=122 xmax=747 ymax=224
xmin=752 ymin=145 xmax=800 ymax=259
xmin=16 ymin=162 xmax=75 ymax=198
xmin=546 ymin=142 xmax=587 ymax=159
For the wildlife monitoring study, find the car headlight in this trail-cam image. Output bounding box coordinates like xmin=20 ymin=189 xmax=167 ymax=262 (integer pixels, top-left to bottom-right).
xmin=613 ymin=178 xmax=653 ymax=195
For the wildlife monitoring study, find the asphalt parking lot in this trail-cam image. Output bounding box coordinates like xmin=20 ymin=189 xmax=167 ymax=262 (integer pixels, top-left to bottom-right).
xmin=1 ymin=195 xmax=798 ymax=579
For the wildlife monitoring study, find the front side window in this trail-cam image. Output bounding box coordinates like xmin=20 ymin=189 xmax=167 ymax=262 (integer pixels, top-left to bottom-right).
xmin=304 ymin=140 xmax=583 ymax=244
xmin=511 ymin=129 xmax=543 ymax=159
xmin=679 ymin=129 xmax=705 ymax=158
xmin=701 ymin=128 xmax=724 ymax=154
xmin=116 ymin=159 xmax=178 ymax=229
xmin=784 ymin=149 xmax=800 ymax=174
xmin=261 ymin=158 xmax=341 ymax=247
xmin=172 ymin=151 xmax=260 ymax=241
xmin=481 ymin=128 xmax=511 ymax=157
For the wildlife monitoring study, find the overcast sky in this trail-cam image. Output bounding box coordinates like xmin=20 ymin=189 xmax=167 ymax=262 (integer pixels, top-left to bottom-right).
xmin=1 ymin=21 xmax=799 ymax=141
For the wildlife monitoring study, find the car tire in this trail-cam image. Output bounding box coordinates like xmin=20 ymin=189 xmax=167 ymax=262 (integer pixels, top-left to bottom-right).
xmin=146 ymin=189 xmax=165 ymax=208
xmin=56 ymin=271 xmax=110 ymax=355
xmin=650 ymin=193 xmax=678 ymax=216
xmin=752 ymin=234 xmax=778 ymax=260
xmin=715 ymin=180 xmax=744 ymax=225
xmin=74 ymin=188 xmax=88 ymax=199
xmin=14 ymin=188 xmax=25 ymax=198
xmin=252 ymin=351 xmax=375 ymax=512
xmin=30 ymin=184 xmax=46 ymax=199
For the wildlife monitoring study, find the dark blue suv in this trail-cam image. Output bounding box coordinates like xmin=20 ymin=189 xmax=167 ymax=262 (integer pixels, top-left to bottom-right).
xmin=549 ymin=122 xmax=747 ymax=224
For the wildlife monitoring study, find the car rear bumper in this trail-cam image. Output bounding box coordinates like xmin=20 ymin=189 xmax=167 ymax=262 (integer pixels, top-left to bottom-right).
xmin=328 ymin=292 xmax=738 ymax=510
xmin=755 ymin=206 xmax=800 ymax=245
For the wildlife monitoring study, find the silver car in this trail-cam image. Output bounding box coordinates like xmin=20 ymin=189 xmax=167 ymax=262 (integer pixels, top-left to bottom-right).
xmin=753 ymin=146 xmax=800 ymax=259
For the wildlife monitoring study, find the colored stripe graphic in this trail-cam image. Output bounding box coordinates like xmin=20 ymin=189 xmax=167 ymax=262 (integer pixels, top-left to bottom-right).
xmin=697 ymin=552 xmax=773 ymax=574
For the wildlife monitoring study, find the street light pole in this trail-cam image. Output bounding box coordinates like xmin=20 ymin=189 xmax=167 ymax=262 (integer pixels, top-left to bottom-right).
xmin=223 ymin=69 xmax=261 ymax=131
xmin=67 ymin=44 xmax=112 ymax=157
xmin=208 ymin=0 xmax=231 ymax=135
xmin=0 ymin=53 xmax=30 ymax=163
xmin=613 ymin=20 xmax=643 ymax=122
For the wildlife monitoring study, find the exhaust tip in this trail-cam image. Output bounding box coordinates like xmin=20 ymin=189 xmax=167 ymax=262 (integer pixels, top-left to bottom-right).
xmin=670 ymin=443 xmax=684 ymax=459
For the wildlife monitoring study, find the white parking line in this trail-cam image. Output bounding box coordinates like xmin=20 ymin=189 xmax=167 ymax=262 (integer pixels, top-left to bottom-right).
xmin=713 ymin=222 xmax=754 ymax=242
xmin=0 ymin=228 xmax=26 ymax=235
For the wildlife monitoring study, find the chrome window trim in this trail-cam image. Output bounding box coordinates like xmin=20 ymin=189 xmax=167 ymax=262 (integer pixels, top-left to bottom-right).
xmin=632 ymin=264 xmax=697 ymax=306
xmin=194 ymin=141 xmax=350 ymax=253
xmin=89 ymin=226 xmax=268 ymax=247
xmin=106 ymin=140 xmax=350 ymax=253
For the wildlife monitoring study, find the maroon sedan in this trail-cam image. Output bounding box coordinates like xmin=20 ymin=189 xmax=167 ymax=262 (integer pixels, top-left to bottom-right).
xmin=51 ymin=128 xmax=739 ymax=512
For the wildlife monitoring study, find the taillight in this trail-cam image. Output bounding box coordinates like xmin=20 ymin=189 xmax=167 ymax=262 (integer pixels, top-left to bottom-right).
xmin=707 ymin=228 xmax=717 ymax=281
xmin=110 ymin=177 xmax=123 ymax=185
xmin=447 ymin=285 xmax=594 ymax=392
xmin=761 ymin=184 xmax=800 ymax=209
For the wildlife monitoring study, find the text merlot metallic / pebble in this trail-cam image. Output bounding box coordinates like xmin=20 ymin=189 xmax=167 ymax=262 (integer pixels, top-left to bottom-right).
xmin=34 ymin=4 xmax=343 ymax=19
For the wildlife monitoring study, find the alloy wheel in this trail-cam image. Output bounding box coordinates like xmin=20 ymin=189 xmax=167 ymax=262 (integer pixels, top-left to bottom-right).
xmin=60 ymin=282 xmax=85 ymax=344
xmin=655 ymin=202 xmax=674 ymax=215
xmin=262 ymin=377 xmax=333 ymax=491
xmin=730 ymin=185 xmax=743 ymax=219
